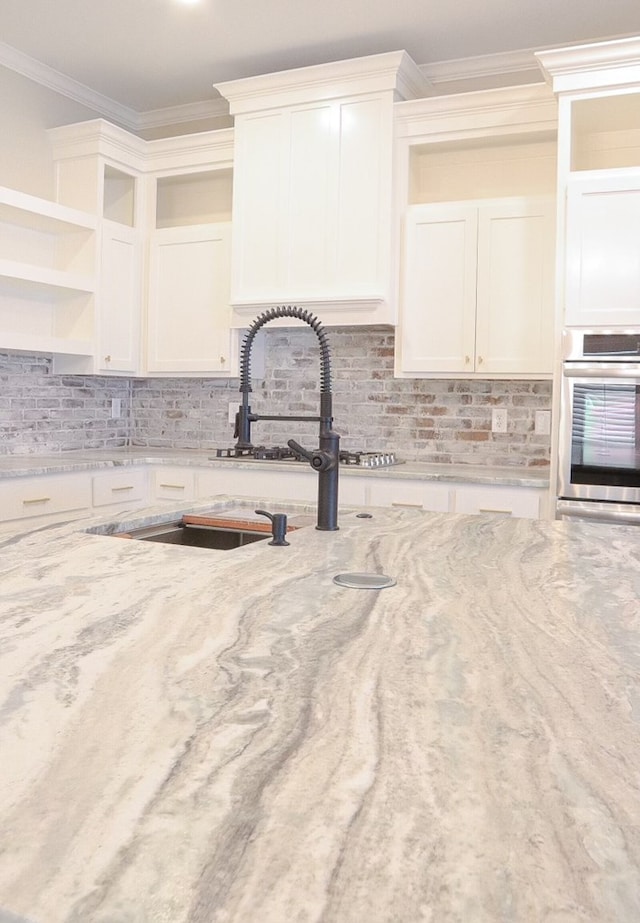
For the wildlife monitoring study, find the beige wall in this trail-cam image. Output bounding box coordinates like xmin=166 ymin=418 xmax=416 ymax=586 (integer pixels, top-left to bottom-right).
xmin=0 ymin=65 xmax=104 ymax=197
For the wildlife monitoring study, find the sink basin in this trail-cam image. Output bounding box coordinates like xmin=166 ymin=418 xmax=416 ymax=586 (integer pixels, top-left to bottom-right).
xmin=117 ymin=521 xmax=268 ymax=550
xmin=110 ymin=512 xmax=299 ymax=551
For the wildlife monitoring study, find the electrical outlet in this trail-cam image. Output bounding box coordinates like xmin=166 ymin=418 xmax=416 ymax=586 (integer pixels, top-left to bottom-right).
xmin=228 ymin=401 xmax=237 ymax=424
xmin=110 ymin=398 xmax=121 ymax=419
xmin=535 ymin=410 xmax=551 ymax=435
xmin=491 ymin=408 xmax=508 ymax=433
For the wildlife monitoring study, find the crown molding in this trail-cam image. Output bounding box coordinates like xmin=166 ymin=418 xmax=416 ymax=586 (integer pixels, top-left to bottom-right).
xmin=215 ymin=50 xmax=431 ymax=115
xmin=535 ymin=35 xmax=640 ymax=92
xmin=0 ymin=40 xmax=229 ymax=133
xmin=421 ymin=48 xmax=542 ymax=86
xmin=0 ymin=40 xmax=141 ymax=130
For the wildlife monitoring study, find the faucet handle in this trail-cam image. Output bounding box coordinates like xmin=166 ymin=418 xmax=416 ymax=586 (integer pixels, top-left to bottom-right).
xmin=255 ymin=509 xmax=290 ymax=546
xmin=287 ymin=439 xmax=335 ymax=472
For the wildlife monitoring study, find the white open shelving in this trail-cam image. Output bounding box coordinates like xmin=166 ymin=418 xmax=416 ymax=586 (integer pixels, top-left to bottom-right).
xmin=0 ymin=185 xmax=97 ymax=357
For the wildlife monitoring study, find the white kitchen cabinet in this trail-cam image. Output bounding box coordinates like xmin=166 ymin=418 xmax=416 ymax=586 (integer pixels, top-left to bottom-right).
xmin=98 ymin=220 xmax=143 ymax=373
xmin=564 ymin=174 xmax=640 ymax=327
xmin=196 ymin=466 xmax=318 ymax=504
xmin=0 ymin=473 xmax=92 ymax=523
xmin=216 ymin=51 xmax=428 ymax=327
xmin=0 ymin=185 xmax=97 ymax=358
xmin=537 ymin=39 xmax=640 ymax=328
xmin=151 ymin=467 xmax=197 ymax=502
xmin=364 ymin=477 xmax=451 ymax=512
xmin=398 ymin=197 xmax=555 ymax=377
xmin=49 ymin=120 xmax=242 ymax=378
xmin=92 ymin=469 xmax=147 ymax=508
xmin=451 ymin=484 xmax=541 ymax=519
xmin=147 ymin=223 xmax=233 ymax=374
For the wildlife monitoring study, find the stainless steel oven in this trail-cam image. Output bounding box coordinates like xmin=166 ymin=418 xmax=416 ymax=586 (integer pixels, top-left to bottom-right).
xmin=558 ymin=329 xmax=640 ymax=525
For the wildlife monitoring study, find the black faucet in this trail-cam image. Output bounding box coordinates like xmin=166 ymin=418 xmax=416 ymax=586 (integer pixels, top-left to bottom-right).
xmin=234 ymin=306 xmax=340 ymax=531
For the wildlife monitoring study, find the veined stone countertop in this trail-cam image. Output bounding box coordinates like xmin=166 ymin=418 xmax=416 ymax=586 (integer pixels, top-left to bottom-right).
xmin=0 ymin=497 xmax=639 ymax=922
xmin=0 ymin=446 xmax=550 ymax=488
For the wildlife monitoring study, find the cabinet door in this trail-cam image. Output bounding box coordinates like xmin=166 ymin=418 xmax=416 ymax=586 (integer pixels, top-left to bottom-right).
xmin=475 ymin=198 xmax=555 ymax=375
xmin=399 ymin=204 xmax=477 ymax=373
xmin=98 ymin=220 xmax=142 ymax=373
xmin=565 ymin=176 xmax=640 ymax=326
xmin=147 ymin=223 xmax=232 ymax=373
xmin=231 ymin=97 xmax=390 ymax=312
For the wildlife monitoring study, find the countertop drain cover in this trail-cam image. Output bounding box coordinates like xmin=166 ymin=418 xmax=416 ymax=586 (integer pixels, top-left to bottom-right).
xmin=333 ymin=572 xmax=396 ymax=589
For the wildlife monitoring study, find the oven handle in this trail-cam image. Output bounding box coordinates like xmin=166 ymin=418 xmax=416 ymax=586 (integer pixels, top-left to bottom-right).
xmin=557 ymin=500 xmax=640 ymax=525
xmin=563 ymin=363 xmax=640 ymax=379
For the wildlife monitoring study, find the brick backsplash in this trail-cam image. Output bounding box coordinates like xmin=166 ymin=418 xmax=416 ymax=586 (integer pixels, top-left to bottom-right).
xmin=0 ymin=352 xmax=131 ymax=455
xmin=0 ymin=327 xmax=552 ymax=467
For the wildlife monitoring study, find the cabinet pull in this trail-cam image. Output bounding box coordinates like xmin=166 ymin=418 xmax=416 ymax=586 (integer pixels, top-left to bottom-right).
xmin=391 ymin=501 xmax=424 ymax=509
xmin=478 ymin=508 xmax=512 ymax=515
xmin=104 ymin=355 xmax=111 ymax=363
xmin=465 ymin=355 xmax=471 ymax=364
xmin=220 ymin=355 xmax=226 ymax=364
xmin=23 ymin=497 xmax=51 ymax=505
xmin=477 ymin=355 xmax=484 ymax=365
xmin=111 ymin=485 xmax=134 ymax=492
xmin=159 ymin=483 xmax=185 ymax=489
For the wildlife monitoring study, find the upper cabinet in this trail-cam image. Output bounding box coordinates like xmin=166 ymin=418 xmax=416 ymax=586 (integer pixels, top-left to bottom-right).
xmin=537 ymin=37 xmax=640 ymax=328
xmin=394 ymin=85 xmax=558 ymax=378
xmin=47 ymin=120 xmax=240 ymax=377
xmin=215 ymin=52 xmax=429 ymax=327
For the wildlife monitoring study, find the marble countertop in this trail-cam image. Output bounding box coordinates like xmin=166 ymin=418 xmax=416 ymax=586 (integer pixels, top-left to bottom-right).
xmin=0 ymin=446 xmax=550 ymax=488
xmin=1 ymin=498 xmax=639 ymax=922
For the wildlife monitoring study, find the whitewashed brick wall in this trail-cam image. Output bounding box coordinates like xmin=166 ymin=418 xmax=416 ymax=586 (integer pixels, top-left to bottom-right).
xmin=1 ymin=326 xmax=552 ymax=467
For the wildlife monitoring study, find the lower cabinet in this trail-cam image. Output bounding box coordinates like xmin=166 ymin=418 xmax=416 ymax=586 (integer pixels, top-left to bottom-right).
xmin=0 ymin=473 xmax=92 ymax=523
xmin=92 ymin=469 xmax=147 ymax=507
xmin=0 ymin=463 xmax=545 ymax=526
xmin=452 ymin=484 xmax=541 ymax=519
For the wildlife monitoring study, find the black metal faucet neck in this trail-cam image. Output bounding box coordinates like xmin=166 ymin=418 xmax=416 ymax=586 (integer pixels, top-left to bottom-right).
xmin=235 ymin=306 xmax=339 ymax=531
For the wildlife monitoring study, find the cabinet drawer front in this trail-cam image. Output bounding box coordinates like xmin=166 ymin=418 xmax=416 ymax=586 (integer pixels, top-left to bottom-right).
xmin=367 ymin=479 xmax=451 ymax=513
xmin=453 ymin=485 xmax=541 ymax=519
xmin=92 ymin=470 xmax=147 ymax=507
xmin=0 ymin=474 xmax=91 ymax=522
xmin=152 ymin=467 xmax=196 ymax=501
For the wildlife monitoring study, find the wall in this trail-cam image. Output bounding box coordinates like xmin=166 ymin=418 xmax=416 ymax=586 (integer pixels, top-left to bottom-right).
xmin=0 ymin=66 xmax=105 ymax=198
xmin=1 ymin=327 xmax=552 ymax=466
xmin=0 ymin=352 xmax=131 ymax=454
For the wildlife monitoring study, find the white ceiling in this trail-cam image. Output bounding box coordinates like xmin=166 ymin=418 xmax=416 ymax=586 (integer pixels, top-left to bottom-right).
xmin=0 ymin=0 xmax=639 ymax=116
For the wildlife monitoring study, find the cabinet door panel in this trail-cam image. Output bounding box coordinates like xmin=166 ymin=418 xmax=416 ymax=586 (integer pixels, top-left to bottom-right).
xmin=399 ymin=204 xmax=477 ymax=373
xmin=147 ymin=224 xmax=231 ymax=373
xmin=231 ymin=112 xmax=284 ymax=300
xmin=287 ymin=104 xmax=334 ymax=292
xmin=99 ymin=221 xmax=141 ymax=373
xmin=336 ymin=97 xmax=387 ymax=293
xmin=565 ymin=178 xmax=640 ymax=326
xmin=453 ymin=485 xmax=540 ymax=519
xmin=476 ymin=199 xmax=554 ymax=374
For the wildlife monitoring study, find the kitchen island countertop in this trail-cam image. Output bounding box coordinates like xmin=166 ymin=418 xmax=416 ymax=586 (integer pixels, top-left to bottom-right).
xmin=0 ymin=498 xmax=638 ymax=922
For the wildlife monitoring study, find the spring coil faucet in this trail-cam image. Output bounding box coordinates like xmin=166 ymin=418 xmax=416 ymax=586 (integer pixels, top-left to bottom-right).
xmin=235 ymin=306 xmax=340 ymax=531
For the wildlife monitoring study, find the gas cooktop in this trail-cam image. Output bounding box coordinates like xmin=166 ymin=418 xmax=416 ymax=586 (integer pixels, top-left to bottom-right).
xmin=212 ymin=446 xmax=402 ymax=468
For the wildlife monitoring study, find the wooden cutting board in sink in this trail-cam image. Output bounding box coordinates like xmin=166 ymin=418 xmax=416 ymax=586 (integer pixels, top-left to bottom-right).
xmin=181 ymin=514 xmax=300 ymax=533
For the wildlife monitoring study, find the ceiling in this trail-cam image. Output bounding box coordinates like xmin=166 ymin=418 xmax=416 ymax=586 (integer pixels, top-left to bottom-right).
xmin=0 ymin=0 xmax=639 ymax=116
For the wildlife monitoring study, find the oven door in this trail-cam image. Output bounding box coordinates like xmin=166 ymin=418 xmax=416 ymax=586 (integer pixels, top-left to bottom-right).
xmin=559 ymin=365 xmax=640 ymax=505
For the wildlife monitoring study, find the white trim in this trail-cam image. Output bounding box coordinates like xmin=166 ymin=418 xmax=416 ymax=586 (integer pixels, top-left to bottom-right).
xmin=215 ymin=51 xmax=431 ymax=114
xmin=0 ymin=41 xmax=140 ymax=130
xmin=0 ymin=40 xmax=229 ymax=132
xmin=422 ymin=49 xmax=542 ymax=86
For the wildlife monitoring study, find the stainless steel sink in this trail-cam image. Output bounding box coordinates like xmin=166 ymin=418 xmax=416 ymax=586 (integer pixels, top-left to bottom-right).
xmin=115 ymin=520 xmax=269 ymax=551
